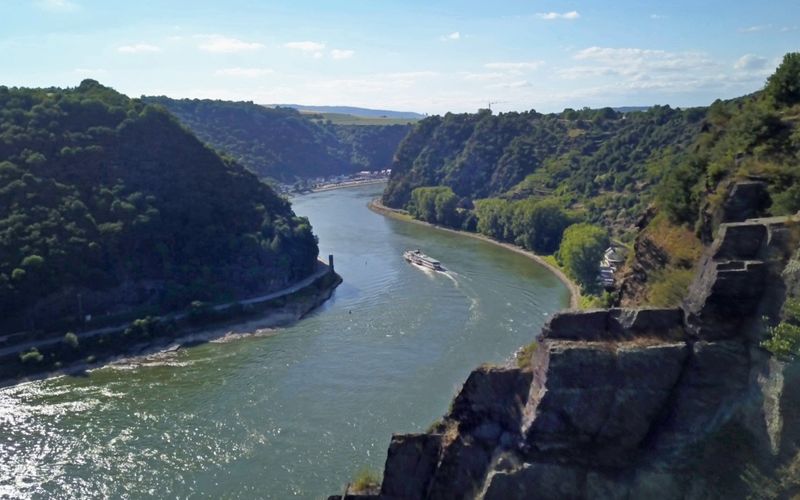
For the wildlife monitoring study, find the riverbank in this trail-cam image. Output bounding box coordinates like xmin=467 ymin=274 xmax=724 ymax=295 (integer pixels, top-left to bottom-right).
xmin=368 ymin=198 xmax=580 ymax=309
xmin=312 ymin=178 xmax=388 ymax=192
xmin=0 ymin=264 xmax=342 ymax=388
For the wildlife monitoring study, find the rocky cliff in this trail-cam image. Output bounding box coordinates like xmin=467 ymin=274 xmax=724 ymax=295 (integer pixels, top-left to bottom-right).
xmin=333 ymin=213 xmax=800 ymax=499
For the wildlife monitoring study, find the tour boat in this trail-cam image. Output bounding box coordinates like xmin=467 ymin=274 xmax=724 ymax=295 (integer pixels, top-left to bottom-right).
xmin=403 ymin=249 xmax=446 ymax=272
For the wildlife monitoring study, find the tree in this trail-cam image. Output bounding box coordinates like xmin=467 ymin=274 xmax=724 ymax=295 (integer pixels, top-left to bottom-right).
xmin=766 ymin=52 xmax=800 ymax=106
xmin=408 ymin=186 xmax=461 ymax=227
xmin=513 ymin=199 xmax=570 ymax=254
xmin=557 ymin=223 xmax=609 ymax=289
xmin=474 ymin=198 xmax=512 ymax=240
xmin=434 ymin=188 xmax=460 ymax=227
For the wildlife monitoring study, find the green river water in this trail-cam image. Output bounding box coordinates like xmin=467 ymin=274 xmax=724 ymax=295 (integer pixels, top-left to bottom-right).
xmin=0 ymin=184 xmax=569 ymax=498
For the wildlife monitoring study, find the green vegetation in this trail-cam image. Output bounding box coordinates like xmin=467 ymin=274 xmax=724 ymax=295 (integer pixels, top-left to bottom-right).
xmin=0 ymin=80 xmax=319 ymax=334
xmin=515 ymin=341 xmax=538 ymax=370
xmin=63 ymin=332 xmax=79 ymax=348
xmin=473 ymin=197 xmax=572 ymax=254
xmin=408 ymin=186 xmax=461 ymax=227
xmin=646 ymin=268 xmax=696 ymax=307
xmin=19 ymin=348 xmax=44 ymax=363
xmin=383 ymin=105 xmax=703 ymax=234
xmin=579 ymin=292 xmax=615 ymax=309
xmin=557 ymin=223 xmax=610 ymax=290
xmin=144 ymin=97 xmax=410 ymax=181
xmin=763 ymin=298 xmax=800 ymax=360
xmin=766 ymin=53 xmax=800 ymax=106
xmin=658 ymin=53 xmax=800 ymax=230
xmin=351 ymin=468 xmax=381 ymax=493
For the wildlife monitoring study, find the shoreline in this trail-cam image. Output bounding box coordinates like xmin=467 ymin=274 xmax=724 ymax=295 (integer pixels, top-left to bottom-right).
xmin=368 ymin=198 xmax=580 ymax=309
xmin=288 ymin=178 xmax=388 ymax=197
xmin=311 ymin=178 xmax=388 ymax=192
xmin=0 ymin=267 xmax=342 ymax=388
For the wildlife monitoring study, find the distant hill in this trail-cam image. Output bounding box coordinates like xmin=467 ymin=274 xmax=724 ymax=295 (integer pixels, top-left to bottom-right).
xmin=0 ymin=80 xmax=319 ymax=332
xmin=145 ymin=97 xmax=411 ymax=181
xmin=613 ymin=106 xmax=652 ymax=113
xmin=270 ymin=104 xmax=425 ymax=120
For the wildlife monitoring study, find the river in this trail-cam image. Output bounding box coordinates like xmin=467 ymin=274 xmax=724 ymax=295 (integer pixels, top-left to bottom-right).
xmin=0 ymin=184 xmax=569 ymax=499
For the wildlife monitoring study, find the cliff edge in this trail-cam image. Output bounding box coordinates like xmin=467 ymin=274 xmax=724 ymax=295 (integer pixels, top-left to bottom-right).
xmin=333 ymin=213 xmax=800 ymax=499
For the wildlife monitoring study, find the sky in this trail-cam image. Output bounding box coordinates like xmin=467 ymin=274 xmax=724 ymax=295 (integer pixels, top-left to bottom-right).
xmin=1 ymin=0 xmax=798 ymax=114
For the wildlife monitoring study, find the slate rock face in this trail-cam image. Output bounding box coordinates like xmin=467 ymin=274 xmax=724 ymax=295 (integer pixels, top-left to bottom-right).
xmin=543 ymin=308 xmax=685 ymax=342
xmin=427 ymin=437 xmax=493 ymax=500
xmin=712 ymin=222 xmax=767 ymax=260
xmin=448 ymin=367 xmax=533 ymax=438
xmin=684 ymin=217 xmax=797 ymax=340
xmin=525 ymin=341 xmax=688 ymax=466
xmin=483 ymin=462 xmax=583 ymax=500
xmin=380 ymin=433 xmax=442 ymax=499
xmin=647 ymin=340 xmax=752 ymax=461
xmin=721 ymin=181 xmax=770 ymax=224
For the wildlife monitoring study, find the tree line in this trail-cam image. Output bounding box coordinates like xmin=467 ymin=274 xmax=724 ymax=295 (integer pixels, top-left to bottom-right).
xmin=407 ymin=186 xmax=609 ymax=290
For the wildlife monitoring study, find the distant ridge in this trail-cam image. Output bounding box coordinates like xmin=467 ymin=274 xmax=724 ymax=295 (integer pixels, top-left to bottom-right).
xmin=268 ymin=104 xmax=425 ymax=119
xmin=612 ymin=106 xmax=652 ymax=113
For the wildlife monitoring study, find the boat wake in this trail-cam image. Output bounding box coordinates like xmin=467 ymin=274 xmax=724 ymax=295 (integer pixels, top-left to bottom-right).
xmin=442 ymin=270 xmax=459 ymax=286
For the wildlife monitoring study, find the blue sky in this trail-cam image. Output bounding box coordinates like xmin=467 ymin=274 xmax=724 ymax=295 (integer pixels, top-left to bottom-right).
xmin=2 ymin=0 xmax=798 ymax=113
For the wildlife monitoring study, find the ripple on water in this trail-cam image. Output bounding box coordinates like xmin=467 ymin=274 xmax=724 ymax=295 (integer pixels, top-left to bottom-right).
xmin=0 ymin=184 xmax=569 ymax=498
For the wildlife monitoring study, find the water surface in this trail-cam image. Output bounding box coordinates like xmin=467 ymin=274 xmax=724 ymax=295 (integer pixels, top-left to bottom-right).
xmin=0 ymin=184 xmax=569 ymax=498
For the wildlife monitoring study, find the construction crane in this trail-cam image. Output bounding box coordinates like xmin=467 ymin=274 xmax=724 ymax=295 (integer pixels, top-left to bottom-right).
xmin=486 ymin=100 xmax=508 ymax=111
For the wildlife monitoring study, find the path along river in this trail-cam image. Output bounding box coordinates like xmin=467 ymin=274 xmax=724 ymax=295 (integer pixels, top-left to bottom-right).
xmin=0 ymin=183 xmax=569 ymax=498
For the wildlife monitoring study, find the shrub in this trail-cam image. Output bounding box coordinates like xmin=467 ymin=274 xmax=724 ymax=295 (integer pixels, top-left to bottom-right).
xmin=763 ymin=298 xmax=800 ymax=360
xmin=124 ymin=316 xmax=160 ymax=338
xmin=647 ymin=268 xmax=696 ymax=307
xmin=351 ymin=468 xmax=381 ymax=494
xmin=63 ymin=331 xmax=79 ymax=348
xmin=19 ymin=348 xmax=44 ymax=363
xmin=763 ymin=322 xmax=800 ymax=360
xmin=515 ymin=341 xmax=538 ymax=370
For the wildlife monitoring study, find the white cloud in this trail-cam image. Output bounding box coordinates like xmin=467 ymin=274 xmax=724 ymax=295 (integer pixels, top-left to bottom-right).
xmin=739 ymin=25 xmax=769 ymax=33
xmin=739 ymin=24 xmax=797 ymax=33
xmin=571 ymin=47 xmax=712 ymax=74
xmin=331 ymin=49 xmax=355 ymax=60
xmin=487 ymin=80 xmax=531 ymax=89
xmin=117 ymin=43 xmax=161 ymax=54
xmin=440 ymin=32 xmax=461 ymax=42
xmin=36 ymin=0 xmax=78 ymax=11
xmin=650 ymin=14 xmax=666 ymax=20
xmin=484 ymin=61 xmax=543 ymax=72
xmin=553 ymin=46 xmax=767 ymax=99
xmin=198 ymin=35 xmax=264 ymax=53
xmin=734 ymin=54 xmax=768 ymax=71
xmin=285 ymin=41 xmax=326 ymax=52
xmin=537 ymin=11 xmax=580 ymax=20
xmin=214 ymin=67 xmax=274 ymax=78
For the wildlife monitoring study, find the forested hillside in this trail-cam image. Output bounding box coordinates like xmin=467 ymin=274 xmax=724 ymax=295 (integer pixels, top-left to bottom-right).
xmin=144 ymin=97 xmax=410 ymax=181
xmin=383 ymin=105 xmax=704 ymax=233
xmin=0 ymin=80 xmax=319 ymax=333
